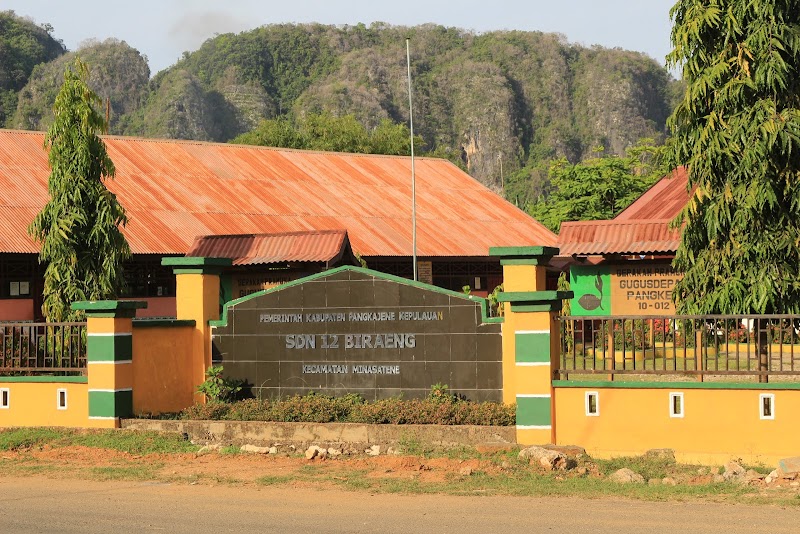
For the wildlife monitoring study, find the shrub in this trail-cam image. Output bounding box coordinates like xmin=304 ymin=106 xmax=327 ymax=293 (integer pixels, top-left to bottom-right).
xmin=196 ymin=365 xmax=243 ymax=402
xmin=178 ymin=390 xmax=515 ymax=426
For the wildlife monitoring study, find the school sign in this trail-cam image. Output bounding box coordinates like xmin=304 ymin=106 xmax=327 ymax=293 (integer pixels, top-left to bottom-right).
xmin=211 ymin=267 xmax=503 ymax=401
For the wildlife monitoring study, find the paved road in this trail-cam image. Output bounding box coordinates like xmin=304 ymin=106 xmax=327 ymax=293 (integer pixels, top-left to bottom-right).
xmin=0 ymin=477 xmax=797 ymax=533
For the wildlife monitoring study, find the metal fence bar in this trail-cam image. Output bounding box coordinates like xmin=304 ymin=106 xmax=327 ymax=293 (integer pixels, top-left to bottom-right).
xmin=557 ymin=314 xmax=800 ymax=381
xmin=0 ymin=322 xmax=87 ymax=376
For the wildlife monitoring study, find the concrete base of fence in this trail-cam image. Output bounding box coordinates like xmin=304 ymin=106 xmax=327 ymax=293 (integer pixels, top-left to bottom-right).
xmin=120 ymin=419 xmax=517 ymax=450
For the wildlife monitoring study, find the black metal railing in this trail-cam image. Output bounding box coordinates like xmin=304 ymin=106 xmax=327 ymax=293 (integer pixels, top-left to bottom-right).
xmin=558 ymin=315 xmax=800 ymax=382
xmin=0 ymin=322 xmax=87 ymax=375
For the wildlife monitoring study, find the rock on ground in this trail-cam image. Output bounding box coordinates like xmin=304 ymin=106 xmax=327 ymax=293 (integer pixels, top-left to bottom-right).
xmin=305 ymin=446 xmax=327 ymax=460
xmin=778 ymin=457 xmax=800 ymax=475
xmin=241 ymin=445 xmax=271 ymax=454
xmin=518 ymin=445 xmax=574 ymax=471
xmin=722 ymin=461 xmax=747 ymax=483
xmin=609 ymin=468 xmax=645 ymax=484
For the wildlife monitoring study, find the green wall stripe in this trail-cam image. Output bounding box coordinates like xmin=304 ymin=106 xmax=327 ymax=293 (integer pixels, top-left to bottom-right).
xmin=552 ymin=380 xmax=800 ymax=391
xmin=88 ymin=390 xmax=133 ymax=418
xmin=489 ymin=246 xmax=559 ymax=257
xmin=87 ymin=334 xmax=132 ymax=362
xmin=511 ymin=303 xmax=564 ymax=312
xmin=516 ymin=395 xmax=551 ymax=426
xmin=515 ymin=332 xmax=550 ymax=363
xmin=210 ymin=265 xmax=497 ymax=328
xmin=499 ymin=258 xmax=548 ymax=265
xmin=0 ymin=376 xmax=87 ymax=383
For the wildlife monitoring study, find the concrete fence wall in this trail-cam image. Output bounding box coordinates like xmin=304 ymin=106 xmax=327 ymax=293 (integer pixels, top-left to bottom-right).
xmin=2 ymin=250 xmax=799 ymax=467
xmin=551 ymin=382 xmax=800 ymax=465
xmin=132 ymin=321 xmax=196 ymax=415
xmin=491 ymin=247 xmax=800 ymax=466
xmin=0 ymin=377 xmax=88 ymax=427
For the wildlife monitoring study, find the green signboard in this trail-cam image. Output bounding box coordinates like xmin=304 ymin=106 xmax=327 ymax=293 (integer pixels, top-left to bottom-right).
xmin=570 ymin=265 xmax=611 ymax=316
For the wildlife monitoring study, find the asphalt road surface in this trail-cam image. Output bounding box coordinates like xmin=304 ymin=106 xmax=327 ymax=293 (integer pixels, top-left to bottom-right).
xmin=0 ymin=477 xmax=797 ymax=533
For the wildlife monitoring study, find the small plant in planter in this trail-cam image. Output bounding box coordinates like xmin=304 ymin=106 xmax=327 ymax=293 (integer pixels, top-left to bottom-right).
xmin=197 ymin=365 xmax=243 ymax=403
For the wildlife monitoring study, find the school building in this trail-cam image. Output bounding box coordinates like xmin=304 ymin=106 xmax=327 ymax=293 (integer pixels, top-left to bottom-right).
xmin=0 ymin=129 xmax=556 ymax=321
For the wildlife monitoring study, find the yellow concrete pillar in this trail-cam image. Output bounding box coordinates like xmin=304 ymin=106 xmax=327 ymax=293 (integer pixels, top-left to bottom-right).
xmin=162 ymin=257 xmax=231 ymax=403
xmin=489 ymin=246 xmax=571 ymax=446
xmin=71 ymin=300 xmax=147 ymax=428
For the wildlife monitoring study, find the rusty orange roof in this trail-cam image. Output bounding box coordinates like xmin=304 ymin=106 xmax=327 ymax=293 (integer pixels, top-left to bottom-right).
xmin=557 ymin=219 xmax=681 ymax=256
xmin=187 ymin=230 xmax=351 ymax=265
xmin=0 ymin=129 xmax=556 ymax=257
xmin=615 ymin=167 xmax=690 ymax=221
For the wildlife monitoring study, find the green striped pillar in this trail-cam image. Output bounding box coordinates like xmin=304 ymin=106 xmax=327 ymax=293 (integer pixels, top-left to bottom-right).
xmin=72 ymin=300 xmax=146 ymax=427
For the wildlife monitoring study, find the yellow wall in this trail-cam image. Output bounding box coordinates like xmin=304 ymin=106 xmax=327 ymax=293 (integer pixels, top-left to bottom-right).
xmin=175 ymin=273 xmax=220 ymax=402
xmin=0 ymin=381 xmax=88 ymax=427
xmin=555 ymin=385 xmax=800 ymax=465
xmin=132 ymin=325 xmax=195 ymax=415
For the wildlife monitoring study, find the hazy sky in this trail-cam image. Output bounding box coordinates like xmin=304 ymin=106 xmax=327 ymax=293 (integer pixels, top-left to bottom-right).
xmin=4 ymin=0 xmax=678 ymax=75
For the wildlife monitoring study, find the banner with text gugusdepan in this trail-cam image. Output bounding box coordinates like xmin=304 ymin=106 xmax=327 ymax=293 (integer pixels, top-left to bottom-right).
xmin=570 ymin=262 xmax=681 ymax=316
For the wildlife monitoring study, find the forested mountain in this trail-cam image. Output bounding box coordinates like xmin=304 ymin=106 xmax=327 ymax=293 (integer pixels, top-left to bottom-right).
xmin=0 ymin=11 xmax=65 ymax=126
xmin=1 ymin=13 xmax=679 ymax=206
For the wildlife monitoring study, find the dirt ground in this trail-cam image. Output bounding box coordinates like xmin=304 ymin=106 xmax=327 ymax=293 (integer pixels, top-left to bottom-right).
xmin=2 ymin=444 xmax=501 ymax=485
xmin=3 ymin=445 xmax=800 ymax=533
xmin=5 ymin=444 xmax=800 ymax=497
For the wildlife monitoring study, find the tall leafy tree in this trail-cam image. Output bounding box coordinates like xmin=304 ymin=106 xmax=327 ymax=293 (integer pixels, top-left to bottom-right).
xmin=668 ymin=1 xmax=800 ymax=314
xmin=528 ymin=140 xmax=667 ymax=232
xmin=28 ymin=58 xmax=130 ymax=321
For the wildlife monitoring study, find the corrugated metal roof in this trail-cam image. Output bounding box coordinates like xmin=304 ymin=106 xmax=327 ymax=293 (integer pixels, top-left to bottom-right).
xmin=615 ymin=167 xmax=690 ymax=221
xmin=557 ymin=219 xmax=681 ymax=256
xmin=187 ymin=229 xmax=349 ymax=265
xmin=0 ymin=129 xmax=556 ymax=257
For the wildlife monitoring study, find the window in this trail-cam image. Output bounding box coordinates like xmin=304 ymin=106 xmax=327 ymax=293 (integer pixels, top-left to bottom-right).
xmin=759 ymin=394 xmax=775 ymax=420
xmin=669 ymin=392 xmax=684 ymax=418
xmin=0 ymin=388 xmax=9 ymax=409
xmin=7 ymin=281 xmax=31 ymax=298
xmin=57 ymin=389 xmax=68 ymax=410
xmin=585 ymin=391 xmax=599 ymax=416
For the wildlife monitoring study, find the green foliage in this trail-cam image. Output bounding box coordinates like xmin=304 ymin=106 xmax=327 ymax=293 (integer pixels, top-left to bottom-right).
xmin=11 ymin=38 xmax=149 ymax=133
xmin=0 ymin=427 xmax=62 ymax=450
xmin=667 ymin=0 xmax=800 ymax=314
xmin=488 ymin=283 xmax=504 ymax=317
xmin=597 ymin=454 xmax=677 ymax=481
xmin=197 ymin=365 xmax=243 ymax=402
xmin=528 ymin=140 xmax=668 ymax=232
xmin=233 ymin=112 xmax=422 ymax=155
xmin=181 ymin=392 xmax=516 ymax=426
xmin=27 ymin=58 xmax=131 ymax=321
xmin=0 ymin=10 xmax=65 ymax=126
xmin=232 ymin=115 xmax=305 ymax=148
xmin=2 ymin=20 xmax=676 ymax=192
xmin=0 ymin=428 xmax=197 ymax=454
xmin=427 ymin=382 xmax=454 ymax=403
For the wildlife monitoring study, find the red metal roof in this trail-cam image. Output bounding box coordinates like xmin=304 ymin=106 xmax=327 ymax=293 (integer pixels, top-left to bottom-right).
xmin=0 ymin=130 xmax=555 ymax=257
xmin=614 ymin=167 xmax=690 ymax=221
xmin=187 ymin=230 xmax=350 ymax=265
xmin=557 ymin=219 xmax=682 ymax=256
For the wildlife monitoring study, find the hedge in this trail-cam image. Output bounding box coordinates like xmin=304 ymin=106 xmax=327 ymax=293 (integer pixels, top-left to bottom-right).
xmin=181 ymin=392 xmax=515 ymax=426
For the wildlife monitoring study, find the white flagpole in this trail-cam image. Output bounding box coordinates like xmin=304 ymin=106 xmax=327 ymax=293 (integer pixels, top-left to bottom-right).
xmin=406 ymin=37 xmax=418 ymax=282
